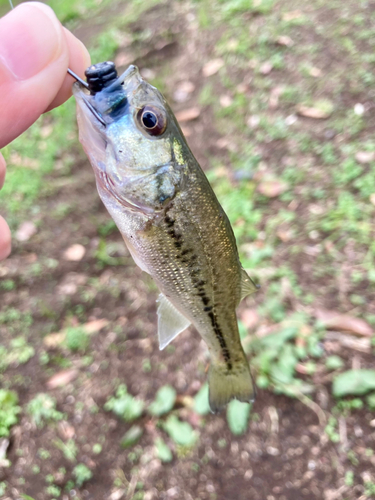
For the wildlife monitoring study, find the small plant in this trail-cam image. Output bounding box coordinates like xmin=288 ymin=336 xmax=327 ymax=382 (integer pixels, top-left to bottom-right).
xmin=53 ymin=439 xmax=78 ymax=462
xmin=120 ymin=426 xmax=143 ymax=448
xmin=104 ymin=385 xmax=144 ymax=422
xmin=0 ymin=389 xmax=21 ymax=437
xmin=27 ymin=394 xmax=64 ymax=427
xmin=163 ymin=415 xmax=197 ymax=447
xmin=45 ymin=485 xmax=61 ymax=497
xmin=73 ymin=463 xmax=92 ymax=487
xmin=325 ymin=417 xmax=340 ymax=443
xmin=227 ymin=400 xmax=251 ymax=436
xmin=64 ymin=326 xmax=90 ymax=353
xmin=148 ymin=385 xmax=176 ymax=416
xmin=154 ymin=437 xmax=172 ymax=462
xmin=333 ymin=369 xmax=375 ymax=397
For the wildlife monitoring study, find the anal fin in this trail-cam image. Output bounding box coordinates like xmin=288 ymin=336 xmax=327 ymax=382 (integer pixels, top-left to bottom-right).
xmin=240 ymin=267 xmax=259 ymax=301
xmin=157 ymin=294 xmax=191 ymax=350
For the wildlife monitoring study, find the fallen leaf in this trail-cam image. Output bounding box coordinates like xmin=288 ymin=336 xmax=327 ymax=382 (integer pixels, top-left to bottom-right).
xmin=202 ymin=58 xmax=224 ymax=77
xmin=309 ymin=67 xmax=322 ymax=77
xmin=370 ymin=194 xmax=375 ymax=206
xmin=0 ymin=438 xmax=10 ymax=468
xmin=175 ymin=107 xmax=200 ymax=122
xmin=236 ymin=82 xmax=248 ymax=93
xmin=316 ymin=309 xmax=373 ymax=337
xmin=283 ymin=10 xmax=303 ymax=21
xmin=46 ymin=369 xmax=78 ymax=389
xmin=173 ymin=81 xmax=195 ymax=103
xmin=44 ymin=319 xmax=108 ymax=349
xmin=297 ymin=100 xmax=334 ymax=119
xmin=276 ymin=229 xmax=293 ymax=242
xmin=260 ymin=61 xmax=273 ymax=75
xmin=63 ymin=244 xmax=86 ymax=261
xmin=57 ymin=273 xmax=88 ymax=296
xmin=247 ymin=115 xmax=260 ymax=128
xmin=15 ymin=221 xmax=37 ymax=242
xmin=240 ymin=309 xmax=259 ymax=330
xmin=23 ymin=253 xmax=38 ymax=263
xmin=355 ymin=151 xmax=375 ymax=164
xmin=257 ymin=179 xmax=288 ymax=198
xmin=40 ymin=125 xmax=53 ymax=139
xmin=9 ymin=153 xmax=39 ymax=169
xmin=114 ymin=51 xmax=133 ymax=68
xmin=216 ymin=137 xmax=230 ymax=149
xmin=269 ymin=86 xmax=284 ymax=109
xmin=58 ymin=421 xmax=76 ymax=440
xmin=276 ymin=35 xmax=294 ymax=46
xmin=220 ymin=95 xmax=233 ymax=108
xmin=83 ymin=319 xmax=109 ymax=334
xmin=43 ymin=332 xmax=66 ymax=348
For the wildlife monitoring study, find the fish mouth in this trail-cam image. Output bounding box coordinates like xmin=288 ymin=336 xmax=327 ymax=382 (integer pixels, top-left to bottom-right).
xmin=73 ymin=65 xmax=143 ymax=127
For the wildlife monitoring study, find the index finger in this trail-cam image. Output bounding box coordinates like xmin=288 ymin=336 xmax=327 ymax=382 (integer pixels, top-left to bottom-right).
xmin=0 ymin=2 xmax=90 ymax=148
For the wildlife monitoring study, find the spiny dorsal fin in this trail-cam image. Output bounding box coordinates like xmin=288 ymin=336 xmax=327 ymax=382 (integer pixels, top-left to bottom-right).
xmin=157 ymin=294 xmax=191 ymax=350
xmin=240 ymin=267 xmax=258 ymax=301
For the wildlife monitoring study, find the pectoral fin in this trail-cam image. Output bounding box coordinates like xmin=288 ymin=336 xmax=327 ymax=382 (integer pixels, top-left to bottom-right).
xmin=157 ymin=294 xmax=191 ymax=350
xmin=240 ymin=268 xmax=258 ymax=301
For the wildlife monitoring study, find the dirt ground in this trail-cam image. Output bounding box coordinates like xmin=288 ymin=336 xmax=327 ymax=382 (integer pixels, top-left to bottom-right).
xmin=1 ymin=0 xmax=375 ymax=499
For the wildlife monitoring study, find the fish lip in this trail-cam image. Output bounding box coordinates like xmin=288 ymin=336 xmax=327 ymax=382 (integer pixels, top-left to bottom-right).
xmin=73 ymin=65 xmax=143 ymax=98
xmin=73 ymin=65 xmax=143 ymax=125
xmin=81 ymin=95 xmax=107 ymax=127
xmin=106 ymin=64 xmax=142 ymax=93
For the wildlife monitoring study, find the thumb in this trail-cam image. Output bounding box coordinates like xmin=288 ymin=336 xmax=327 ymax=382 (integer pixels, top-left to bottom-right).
xmin=0 ymin=2 xmax=88 ymax=148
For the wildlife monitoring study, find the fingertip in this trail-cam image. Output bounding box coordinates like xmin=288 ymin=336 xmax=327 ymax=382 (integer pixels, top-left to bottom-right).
xmin=0 ymin=2 xmax=69 ymax=147
xmin=0 ymin=216 xmax=11 ymax=261
xmin=0 ymin=154 xmax=5 ymax=190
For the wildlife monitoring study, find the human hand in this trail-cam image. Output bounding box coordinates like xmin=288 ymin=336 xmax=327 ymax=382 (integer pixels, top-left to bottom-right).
xmin=0 ymin=1 xmax=91 ymax=260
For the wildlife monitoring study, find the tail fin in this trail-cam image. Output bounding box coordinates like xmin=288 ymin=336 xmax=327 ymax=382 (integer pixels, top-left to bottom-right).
xmin=208 ymin=357 xmax=255 ymax=413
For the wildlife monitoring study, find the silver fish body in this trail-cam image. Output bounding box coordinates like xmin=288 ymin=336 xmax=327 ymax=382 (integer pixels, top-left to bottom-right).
xmin=73 ymin=64 xmax=257 ymax=411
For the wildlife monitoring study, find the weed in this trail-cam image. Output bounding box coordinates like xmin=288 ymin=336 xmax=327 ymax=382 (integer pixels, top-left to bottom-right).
xmin=0 ymin=390 xmax=20 ymax=437
xmin=54 ymin=439 xmax=78 ymax=462
xmin=325 ymin=417 xmax=340 ymax=443
xmin=27 ymin=394 xmax=64 ymax=427
xmin=344 ymin=470 xmax=354 ymax=487
xmin=104 ymin=385 xmax=144 ymax=422
xmin=64 ymin=326 xmax=90 ymax=353
xmin=73 ymin=464 xmax=93 ymax=487
xmin=148 ymin=385 xmax=176 ymax=417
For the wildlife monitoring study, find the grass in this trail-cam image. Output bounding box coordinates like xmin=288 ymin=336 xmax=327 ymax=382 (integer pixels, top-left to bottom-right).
xmin=1 ymin=0 xmax=375 ymax=497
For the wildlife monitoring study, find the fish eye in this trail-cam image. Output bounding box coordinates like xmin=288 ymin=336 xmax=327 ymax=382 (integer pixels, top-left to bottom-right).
xmin=137 ymin=105 xmax=167 ymax=136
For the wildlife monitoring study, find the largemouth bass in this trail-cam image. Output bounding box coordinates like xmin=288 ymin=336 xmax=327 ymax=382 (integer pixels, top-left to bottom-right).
xmin=73 ymin=62 xmax=257 ymax=412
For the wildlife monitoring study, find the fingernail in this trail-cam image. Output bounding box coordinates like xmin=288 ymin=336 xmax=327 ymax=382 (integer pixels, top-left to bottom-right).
xmin=0 ymin=2 xmax=63 ymax=81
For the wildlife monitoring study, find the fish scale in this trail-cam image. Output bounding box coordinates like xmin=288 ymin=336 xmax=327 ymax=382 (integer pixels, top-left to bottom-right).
xmin=73 ymin=63 xmax=258 ymax=412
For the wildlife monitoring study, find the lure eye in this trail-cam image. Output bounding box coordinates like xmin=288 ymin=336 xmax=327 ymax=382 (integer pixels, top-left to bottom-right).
xmin=137 ymin=105 xmax=167 ymax=136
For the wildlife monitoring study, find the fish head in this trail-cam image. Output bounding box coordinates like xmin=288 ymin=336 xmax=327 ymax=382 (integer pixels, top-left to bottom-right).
xmin=73 ymin=64 xmax=188 ymax=213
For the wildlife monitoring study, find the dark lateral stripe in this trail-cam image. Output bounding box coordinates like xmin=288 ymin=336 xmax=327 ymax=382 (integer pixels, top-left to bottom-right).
xmin=207 ymin=311 xmax=231 ymax=368
xmin=165 ymin=215 xmax=175 ymax=227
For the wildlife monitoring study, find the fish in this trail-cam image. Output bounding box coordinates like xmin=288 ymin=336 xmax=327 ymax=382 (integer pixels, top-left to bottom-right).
xmin=72 ymin=61 xmax=258 ymax=412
